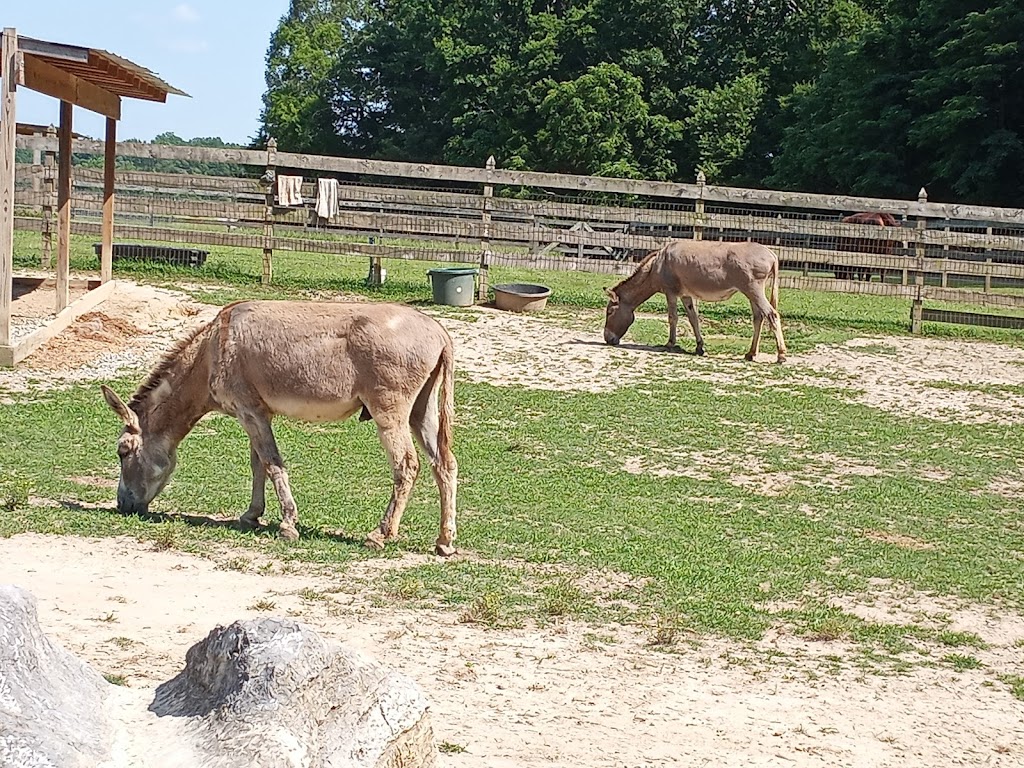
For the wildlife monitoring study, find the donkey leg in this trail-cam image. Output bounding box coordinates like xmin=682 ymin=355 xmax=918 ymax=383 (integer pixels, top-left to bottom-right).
xmin=365 ymin=416 xmax=421 ymax=551
xmin=237 ymin=411 xmax=300 ymax=541
xmin=411 ymin=393 xmax=459 ymax=557
xmin=683 ymin=297 xmax=705 ymax=356
xmin=745 ymin=300 xmax=765 ymax=362
xmin=664 ymin=294 xmax=682 ymax=352
xmin=239 ymin=442 xmax=267 ymax=528
xmin=769 ymin=305 xmax=788 ymax=364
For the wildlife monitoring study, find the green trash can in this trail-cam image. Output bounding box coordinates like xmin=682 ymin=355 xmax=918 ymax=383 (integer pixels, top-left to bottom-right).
xmin=427 ymin=267 xmax=478 ymax=307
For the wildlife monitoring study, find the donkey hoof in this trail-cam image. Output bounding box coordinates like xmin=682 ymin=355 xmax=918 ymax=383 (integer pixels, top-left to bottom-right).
xmin=744 ymin=352 xmax=756 ymax=362
xmin=364 ymin=531 xmax=386 ymax=551
xmin=695 ymin=346 xmax=706 ymax=357
xmin=278 ymin=525 xmax=300 ymax=542
xmin=434 ymin=542 xmax=458 ymax=558
xmin=238 ymin=514 xmax=262 ymax=531
xmin=776 ymin=354 xmax=787 ymax=365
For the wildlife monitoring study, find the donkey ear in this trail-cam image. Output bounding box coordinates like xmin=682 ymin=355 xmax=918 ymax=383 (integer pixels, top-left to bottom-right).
xmin=101 ymin=385 xmax=140 ymax=433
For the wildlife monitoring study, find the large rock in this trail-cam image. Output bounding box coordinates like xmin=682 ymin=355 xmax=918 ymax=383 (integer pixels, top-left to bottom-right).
xmin=0 ymin=584 xmax=112 ymax=768
xmin=0 ymin=586 xmax=436 ymax=768
xmin=149 ymin=619 xmax=437 ymax=768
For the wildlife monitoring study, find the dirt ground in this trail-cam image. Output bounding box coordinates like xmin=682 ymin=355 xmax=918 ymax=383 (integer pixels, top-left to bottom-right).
xmin=2 ymin=534 xmax=1022 ymax=768
xmin=3 ymin=280 xmax=1024 ymax=766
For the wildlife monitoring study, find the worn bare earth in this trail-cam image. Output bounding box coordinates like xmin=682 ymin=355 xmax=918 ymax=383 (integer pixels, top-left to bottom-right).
xmin=2 ymin=281 xmax=1024 ymax=766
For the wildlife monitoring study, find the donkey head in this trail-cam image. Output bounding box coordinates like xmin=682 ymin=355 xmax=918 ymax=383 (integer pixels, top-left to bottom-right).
xmin=101 ymin=386 xmax=177 ymax=515
xmin=603 ymin=288 xmax=634 ymax=345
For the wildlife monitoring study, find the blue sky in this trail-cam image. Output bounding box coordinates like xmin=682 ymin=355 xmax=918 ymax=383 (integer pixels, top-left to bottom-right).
xmin=6 ymin=1 xmax=286 ymax=144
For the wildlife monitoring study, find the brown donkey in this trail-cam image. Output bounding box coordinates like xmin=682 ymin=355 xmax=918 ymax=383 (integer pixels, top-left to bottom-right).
xmin=101 ymin=300 xmax=459 ymax=555
xmin=603 ymin=239 xmax=787 ymax=363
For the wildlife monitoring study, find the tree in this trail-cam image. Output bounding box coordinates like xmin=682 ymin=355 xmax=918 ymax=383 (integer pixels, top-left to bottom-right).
xmin=258 ymin=0 xmax=374 ymax=154
xmin=771 ymin=0 xmax=1024 ymax=206
xmin=256 ymin=0 xmax=881 ymax=189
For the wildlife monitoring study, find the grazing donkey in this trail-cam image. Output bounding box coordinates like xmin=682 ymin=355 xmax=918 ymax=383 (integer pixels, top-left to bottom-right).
xmin=101 ymin=300 xmax=459 ymax=556
xmin=603 ymin=239 xmax=787 ymax=363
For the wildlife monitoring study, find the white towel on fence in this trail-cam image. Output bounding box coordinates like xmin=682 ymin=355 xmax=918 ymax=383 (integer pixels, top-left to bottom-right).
xmin=277 ymin=175 xmax=304 ymax=206
xmin=315 ymin=178 xmax=339 ymax=219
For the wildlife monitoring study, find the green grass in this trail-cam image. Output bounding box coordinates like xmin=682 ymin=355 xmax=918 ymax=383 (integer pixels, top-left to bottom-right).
xmin=15 ymin=230 xmax=1024 ymax=350
xmin=6 ymin=228 xmax=1024 ymax=691
xmin=3 ymin=366 xmax=1023 ymax=642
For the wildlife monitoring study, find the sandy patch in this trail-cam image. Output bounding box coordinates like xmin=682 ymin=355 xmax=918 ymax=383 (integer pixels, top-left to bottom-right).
xmin=829 ymin=585 xmax=1024 ymax=649
xmin=438 ymin=306 xmax=660 ymax=392
xmin=795 ymin=336 xmax=1024 ymax=424
xmin=621 ymin=445 xmax=884 ymax=496
xmin=1 ymin=534 xmax=1022 ymax=767
xmin=0 ymin=281 xmax=219 ymax=396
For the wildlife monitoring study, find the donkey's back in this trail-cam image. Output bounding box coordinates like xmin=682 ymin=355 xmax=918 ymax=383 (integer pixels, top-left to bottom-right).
xmin=210 ymin=300 xmax=451 ymax=423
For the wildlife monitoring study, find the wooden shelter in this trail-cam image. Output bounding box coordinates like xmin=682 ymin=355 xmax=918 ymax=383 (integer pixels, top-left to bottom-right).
xmin=0 ymin=27 xmax=186 ymax=365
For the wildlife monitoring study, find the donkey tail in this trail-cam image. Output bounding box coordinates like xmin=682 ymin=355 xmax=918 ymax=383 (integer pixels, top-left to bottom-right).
xmin=769 ymin=255 xmax=780 ymax=311
xmin=437 ymin=337 xmax=456 ymax=465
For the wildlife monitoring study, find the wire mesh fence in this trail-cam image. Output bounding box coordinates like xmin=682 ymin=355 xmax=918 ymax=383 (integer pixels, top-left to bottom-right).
xmin=11 ymin=135 xmax=1024 ymax=323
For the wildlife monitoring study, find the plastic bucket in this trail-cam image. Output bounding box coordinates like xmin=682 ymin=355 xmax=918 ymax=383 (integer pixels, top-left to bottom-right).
xmin=427 ymin=267 xmax=478 ymax=306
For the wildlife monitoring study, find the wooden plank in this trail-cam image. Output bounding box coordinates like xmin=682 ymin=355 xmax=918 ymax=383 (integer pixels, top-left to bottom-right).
xmin=0 ymin=29 xmax=16 ymax=347
xmin=920 ymin=308 xmax=1024 ymax=330
xmin=4 ymin=278 xmax=117 ymax=366
xmin=921 ymin=286 xmax=1024 ymax=310
xmin=100 ymin=116 xmax=115 ymax=283
xmin=17 ymin=135 xmax=264 ymax=165
xmin=56 ymin=100 xmax=72 ymax=312
xmin=20 ymin=54 xmax=121 ymax=120
xmin=780 ymin=276 xmax=919 ymax=298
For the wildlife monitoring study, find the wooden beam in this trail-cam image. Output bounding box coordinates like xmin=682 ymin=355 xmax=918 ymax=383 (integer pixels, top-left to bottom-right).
xmin=56 ymin=100 xmax=72 ymax=312
xmin=0 ymin=28 xmax=17 ymax=348
xmin=101 ymin=117 xmax=115 ymax=282
xmin=21 ymin=53 xmax=121 ymax=120
xmin=1 ymin=279 xmax=117 ymax=366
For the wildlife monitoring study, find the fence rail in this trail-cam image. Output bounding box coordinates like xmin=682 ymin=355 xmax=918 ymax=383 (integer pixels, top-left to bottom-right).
xmin=12 ymin=135 xmax=1024 ymax=325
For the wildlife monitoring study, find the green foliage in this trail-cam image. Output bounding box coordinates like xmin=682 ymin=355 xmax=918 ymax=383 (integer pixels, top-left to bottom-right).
xmin=772 ymin=0 xmax=1024 ymax=206
xmin=258 ymin=0 xmax=868 ymax=184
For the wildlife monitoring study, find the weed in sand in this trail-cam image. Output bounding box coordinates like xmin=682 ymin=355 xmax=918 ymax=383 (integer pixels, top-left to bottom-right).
xmin=104 ymin=673 xmax=128 ymax=686
xmin=943 ymin=653 xmax=983 ymax=671
xmin=251 ymin=599 xmax=277 ymax=611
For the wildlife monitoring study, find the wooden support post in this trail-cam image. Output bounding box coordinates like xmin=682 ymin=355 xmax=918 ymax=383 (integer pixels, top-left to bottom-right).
xmin=984 ymin=226 xmax=993 ymax=293
xmin=0 ymin=28 xmax=16 ymax=348
xmin=911 ymin=187 xmax=927 ymax=334
xmin=693 ymin=170 xmax=705 ymax=241
xmin=941 ymin=217 xmax=949 ymax=287
xmin=41 ymin=125 xmax=55 ymax=268
xmin=31 ymin=147 xmax=40 ymax=192
xmin=478 ymin=155 xmax=495 ymax=302
xmin=262 ymin=138 xmax=276 ymax=286
xmin=100 ymin=116 xmax=115 ymax=283
xmin=56 ymin=100 xmax=72 ymax=313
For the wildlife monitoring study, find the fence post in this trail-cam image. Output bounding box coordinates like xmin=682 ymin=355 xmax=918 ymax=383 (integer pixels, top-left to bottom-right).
xmin=984 ymin=226 xmax=993 ymax=293
xmin=941 ymin=216 xmax=950 ymax=287
xmin=693 ymin=170 xmax=705 ymax=241
xmin=262 ymin=138 xmax=277 ymax=286
xmin=478 ymin=155 xmax=495 ymax=302
xmin=41 ymin=125 xmax=56 ymax=269
xmin=911 ymin=187 xmax=927 ymax=334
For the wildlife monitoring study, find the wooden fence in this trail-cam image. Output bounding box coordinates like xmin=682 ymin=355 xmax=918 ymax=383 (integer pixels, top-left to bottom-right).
xmin=12 ymin=134 xmax=1024 ymax=330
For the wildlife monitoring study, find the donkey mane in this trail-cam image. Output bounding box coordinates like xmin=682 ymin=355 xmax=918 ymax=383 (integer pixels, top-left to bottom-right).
xmin=128 ymin=322 xmax=208 ymax=410
xmin=610 ymin=247 xmax=662 ymax=296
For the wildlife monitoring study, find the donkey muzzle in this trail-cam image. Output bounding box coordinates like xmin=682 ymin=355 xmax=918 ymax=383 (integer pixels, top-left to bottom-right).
xmin=603 ymin=330 xmax=620 ymax=345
